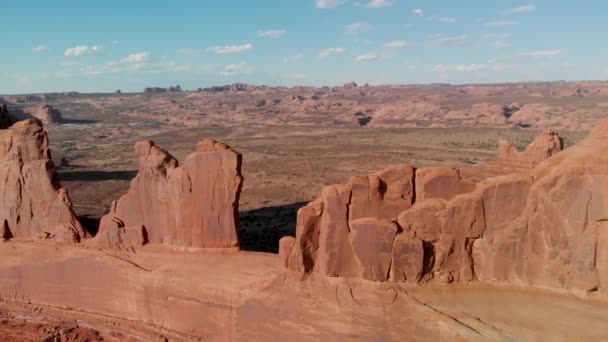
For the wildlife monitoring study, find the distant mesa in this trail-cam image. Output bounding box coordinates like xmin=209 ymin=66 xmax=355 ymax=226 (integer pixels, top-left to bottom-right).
xmin=97 ymin=139 xmax=243 ymax=249
xmin=114 ymin=89 xmax=122 ymax=94
xmin=344 ymin=81 xmax=358 ymax=89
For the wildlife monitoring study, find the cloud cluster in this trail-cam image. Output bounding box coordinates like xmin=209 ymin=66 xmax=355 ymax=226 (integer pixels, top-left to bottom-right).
xmin=64 ymin=45 xmax=104 ymax=57
xmin=256 ymin=29 xmax=287 ymax=39
xmin=208 ymin=43 xmax=253 ymax=54
xmin=125 ymin=52 xmax=151 ymax=63
xmin=315 ymin=0 xmax=347 ymax=8
xmin=510 ymin=4 xmax=536 ymax=13
xmin=384 ymin=40 xmax=412 ymax=49
xmin=319 ymin=47 xmax=346 ymax=58
xmin=354 ymin=53 xmax=379 ymax=62
xmin=365 ymin=0 xmax=392 ymax=8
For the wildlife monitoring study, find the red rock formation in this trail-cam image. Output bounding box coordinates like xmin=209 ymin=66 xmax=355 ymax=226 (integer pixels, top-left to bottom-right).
xmin=282 ymin=124 xmax=608 ymax=292
xmin=97 ymin=139 xmax=243 ymax=249
xmin=0 ymin=119 xmax=84 ymax=241
xmin=496 ymin=129 xmax=563 ymax=167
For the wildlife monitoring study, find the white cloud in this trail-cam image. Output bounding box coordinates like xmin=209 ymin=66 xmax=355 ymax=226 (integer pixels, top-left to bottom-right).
xmin=256 ymin=29 xmax=287 ymax=39
xmin=456 ymin=64 xmax=486 ymax=72
xmin=433 ymin=34 xmax=471 ymax=45
xmin=519 ymin=50 xmax=561 ymax=58
xmin=315 ymin=0 xmax=347 ymax=8
xmin=354 ymin=53 xmax=379 ymax=62
xmin=319 ymin=47 xmax=346 ymax=58
xmin=365 ymin=0 xmax=392 ymax=8
xmin=431 ymin=16 xmax=456 ymax=23
xmin=282 ymin=53 xmax=305 ymax=64
xmin=125 ymin=52 xmax=151 ymax=63
xmin=33 ymin=45 xmax=48 ymax=53
xmin=433 ymin=64 xmax=449 ymax=73
xmin=345 ymin=22 xmax=373 ymax=35
xmin=384 ymin=40 xmax=412 ymax=49
xmin=220 ymin=62 xmax=250 ymax=76
xmin=64 ymin=45 xmax=104 ymax=57
xmin=485 ymin=21 xmax=518 ymax=27
xmin=412 ymin=9 xmax=423 ymax=16
xmin=177 ymin=48 xmax=201 ymax=55
xmin=510 ymin=4 xmax=536 ymax=13
xmin=208 ymin=43 xmax=253 ymax=54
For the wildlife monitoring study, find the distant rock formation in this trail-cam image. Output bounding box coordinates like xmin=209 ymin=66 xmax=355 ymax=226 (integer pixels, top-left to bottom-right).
xmin=114 ymin=89 xmax=122 ymax=94
xmin=12 ymin=105 xmax=63 ymax=125
xmin=496 ymin=129 xmax=563 ymax=167
xmin=201 ymin=83 xmax=257 ymax=93
xmin=281 ymin=123 xmax=608 ymax=292
xmin=168 ymin=85 xmax=182 ymax=92
xmin=98 ymin=139 xmax=243 ymax=249
xmin=344 ymin=82 xmax=358 ymax=89
xmin=0 ymin=119 xmax=84 ymax=241
xmin=144 ymin=87 xmax=168 ymax=94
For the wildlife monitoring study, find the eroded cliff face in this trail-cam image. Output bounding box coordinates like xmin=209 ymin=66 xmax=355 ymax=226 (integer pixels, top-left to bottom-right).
xmin=281 ymin=122 xmax=608 ymax=293
xmin=0 ymin=118 xmax=84 ymax=241
xmin=97 ymin=139 xmax=243 ymax=249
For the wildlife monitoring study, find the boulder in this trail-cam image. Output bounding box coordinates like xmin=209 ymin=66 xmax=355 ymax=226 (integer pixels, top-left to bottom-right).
xmin=98 ymin=139 xmax=243 ymax=248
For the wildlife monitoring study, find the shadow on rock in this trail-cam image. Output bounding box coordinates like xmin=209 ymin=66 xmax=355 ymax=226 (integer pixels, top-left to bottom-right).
xmin=58 ymin=170 xmax=138 ymax=182
xmin=239 ymin=201 xmax=308 ymax=253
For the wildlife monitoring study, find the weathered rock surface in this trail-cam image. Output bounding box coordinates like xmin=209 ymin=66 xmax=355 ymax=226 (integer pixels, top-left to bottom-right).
xmin=285 ymin=164 xmax=415 ymax=276
xmin=283 ymin=122 xmax=608 ymax=293
xmin=0 ymin=119 xmax=84 ymax=240
xmin=98 ymin=139 xmax=243 ymax=248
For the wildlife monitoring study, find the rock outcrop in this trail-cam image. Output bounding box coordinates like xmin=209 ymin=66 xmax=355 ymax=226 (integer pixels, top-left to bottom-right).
xmin=12 ymin=105 xmax=63 ymax=125
xmin=0 ymin=119 xmax=84 ymax=241
xmin=282 ymin=122 xmax=608 ymax=293
xmin=496 ymin=129 xmax=563 ymax=167
xmin=98 ymin=139 xmax=243 ymax=249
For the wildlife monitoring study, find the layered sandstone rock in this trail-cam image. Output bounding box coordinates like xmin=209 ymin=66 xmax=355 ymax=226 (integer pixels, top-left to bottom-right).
xmin=282 ymin=123 xmax=608 ymax=293
xmin=0 ymin=119 xmax=84 ymax=241
xmin=98 ymin=139 xmax=243 ymax=249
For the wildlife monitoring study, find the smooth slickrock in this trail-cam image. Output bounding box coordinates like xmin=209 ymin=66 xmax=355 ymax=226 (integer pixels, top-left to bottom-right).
xmin=0 ymin=119 xmax=84 ymax=240
xmin=414 ymin=167 xmax=476 ymax=202
xmin=98 ymin=138 xmax=243 ymax=248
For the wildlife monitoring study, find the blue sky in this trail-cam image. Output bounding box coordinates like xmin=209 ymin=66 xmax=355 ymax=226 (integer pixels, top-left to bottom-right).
xmin=1 ymin=0 xmax=606 ymax=93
